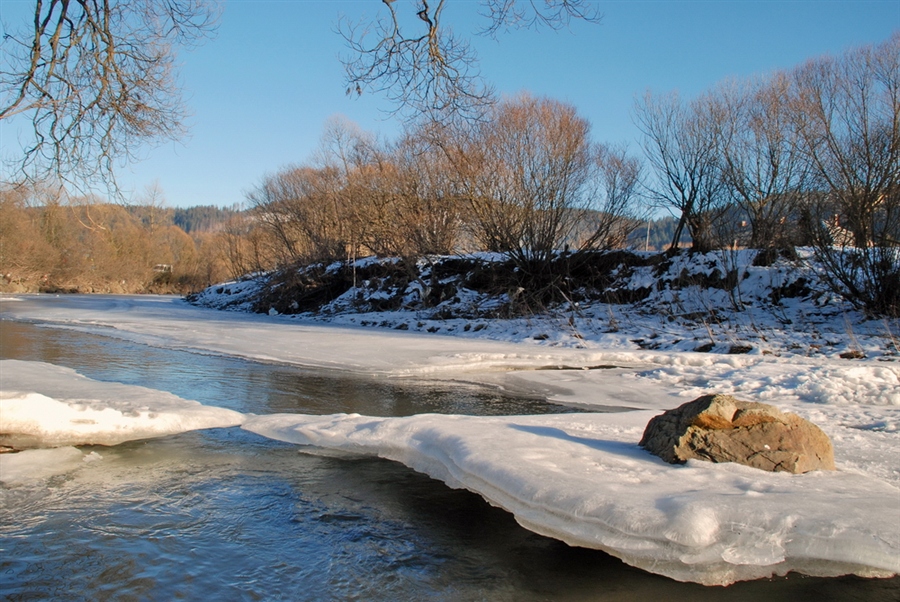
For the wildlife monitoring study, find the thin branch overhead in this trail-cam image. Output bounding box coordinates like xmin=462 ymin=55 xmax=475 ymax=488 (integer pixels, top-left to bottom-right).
xmin=340 ymin=1 xmax=602 ymax=123
xmin=477 ymin=0 xmax=602 ymax=37
xmin=0 ymin=0 xmax=220 ymax=196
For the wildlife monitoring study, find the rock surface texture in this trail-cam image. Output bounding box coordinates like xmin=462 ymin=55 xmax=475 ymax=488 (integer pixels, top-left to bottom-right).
xmin=640 ymin=394 xmax=835 ymax=473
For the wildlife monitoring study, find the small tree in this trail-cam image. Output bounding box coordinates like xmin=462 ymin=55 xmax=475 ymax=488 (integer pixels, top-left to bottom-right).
xmin=717 ymin=75 xmax=809 ymax=253
xmin=0 ymin=184 xmax=59 ymax=288
xmin=635 ymin=90 xmax=729 ymax=252
xmin=580 ymin=143 xmax=644 ymax=251
xmin=246 ymin=171 xmax=307 ymax=264
xmin=791 ymin=33 xmax=900 ymax=250
xmin=387 ymin=129 xmax=463 ymax=256
xmin=791 ymin=34 xmax=900 ymax=316
xmin=448 ymin=93 xmax=595 ymax=265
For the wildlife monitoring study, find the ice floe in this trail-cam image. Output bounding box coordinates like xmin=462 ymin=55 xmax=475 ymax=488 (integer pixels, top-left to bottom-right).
xmin=243 ymin=410 xmax=900 ymax=586
xmin=1 ymin=360 xmax=244 ymax=449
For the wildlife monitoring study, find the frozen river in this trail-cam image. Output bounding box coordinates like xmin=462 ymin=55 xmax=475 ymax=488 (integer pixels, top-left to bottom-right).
xmin=1 ymin=295 xmax=897 ymax=600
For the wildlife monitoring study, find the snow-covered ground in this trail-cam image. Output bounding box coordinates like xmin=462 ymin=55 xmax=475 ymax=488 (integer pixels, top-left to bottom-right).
xmin=189 ymin=249 xmax=900 ymax=362
xmin=1 ymin=281 xmax=898 ymax=586
xmin=244 ymin=411 xmax=898 ymax=586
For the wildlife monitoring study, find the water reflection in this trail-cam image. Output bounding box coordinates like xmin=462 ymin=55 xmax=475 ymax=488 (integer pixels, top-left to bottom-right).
xmin=0 ymin=320 xmax=579 ymax=417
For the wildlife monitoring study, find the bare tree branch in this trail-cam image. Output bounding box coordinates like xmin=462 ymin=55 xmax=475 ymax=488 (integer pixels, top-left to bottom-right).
xmin=1 ymin=0 xmax=220 ymax=196
xmin=477 ymin=0 xmax=601 ymax=37
xmin=340 ymin=1 xmax=601 ymax=122
xmin=715 ymin=75 xmax=810 ymax=250
xmin=635 ymin=90 xmax=729 ymax=252
xmin=791 ymin=32 xmax=900 ymax=249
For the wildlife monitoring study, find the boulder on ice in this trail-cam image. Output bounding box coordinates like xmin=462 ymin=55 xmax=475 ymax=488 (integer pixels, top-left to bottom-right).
xmin=640 ymin=394 xmax=835 ymax=474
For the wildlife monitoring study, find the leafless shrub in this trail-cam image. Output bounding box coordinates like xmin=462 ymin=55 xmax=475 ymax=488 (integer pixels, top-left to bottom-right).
xmin=443 ymin=93 xmax=595 ymax=264
xmin=716 ymin=75 xmax=809 ymax=252
xmin=791 ymin=32 xmax=899 ymax=250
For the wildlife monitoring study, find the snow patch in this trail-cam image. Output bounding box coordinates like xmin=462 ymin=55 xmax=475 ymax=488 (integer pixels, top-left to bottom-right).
xmin=1 ymin=360 xmax=245 ymax=448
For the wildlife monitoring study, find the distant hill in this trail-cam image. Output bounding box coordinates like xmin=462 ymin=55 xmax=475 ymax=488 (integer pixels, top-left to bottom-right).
xmin=124 ymin=204 xmax=241 ymax=233
xmin=172 ymin=205 xmax=241 ymax=233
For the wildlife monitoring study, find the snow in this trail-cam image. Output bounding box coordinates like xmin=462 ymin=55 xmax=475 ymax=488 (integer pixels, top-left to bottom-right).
xmin=0 ymin=360 xmax=244 ymax=448
xmin=1 ymin=287 xmax=898 ymax=586
xmin=189 ymin=249 xmax=899 ymax=362
xmin=243 ymin=411 xmax=899 ymax=585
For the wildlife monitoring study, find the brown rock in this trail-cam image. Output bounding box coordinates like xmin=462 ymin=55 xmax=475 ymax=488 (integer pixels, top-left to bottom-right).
xmin=639 ymin=394 xmax=835 ymax=474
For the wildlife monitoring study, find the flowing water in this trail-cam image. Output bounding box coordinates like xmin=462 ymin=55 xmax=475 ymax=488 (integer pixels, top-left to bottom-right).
xmin=1 ymin=320 xmax=896 ymax=601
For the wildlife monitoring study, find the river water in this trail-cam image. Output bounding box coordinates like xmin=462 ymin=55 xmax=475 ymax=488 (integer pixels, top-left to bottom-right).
xmin=1 ymin=320 xmax=896 ymax=601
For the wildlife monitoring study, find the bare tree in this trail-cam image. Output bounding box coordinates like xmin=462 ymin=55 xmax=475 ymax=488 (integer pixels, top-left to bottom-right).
xmin=280 ymin=166 xmax=351 ymax=262
xmin=390 ymin=127 xmax=463 ymax=255
xmin=314 ymin=116 xmax=381 ymax=263
xmin=340 ymin=0 xmax=600 ymax=121
xmin=444 ymin=94 xmax=595 ymax=265
xmin=717 ymin=75 xmax=809 ymax=253
xmin=577 ymin=143 xmax=644 ymax=251
xmin=789 ymin=33 xmax=900 ymax=316
xmin=635 ymin=90 xmax=729 ymax=252
xmin=245 ymin=118 xmax=382 ymax=265
xmin=0 ymin=183 xmax=60 ymax=287
xmin=245 ymin=172 xmax=306 ymax=264
xmin=0 ymin=0 xmax=219 ymax=194
xmin=134 ymin=180 xmax=170 ymax=236
xmin=445 ymin=94 xmax=640 ymax=256
xmin=791 ymin=32 xmax=900 ymax=249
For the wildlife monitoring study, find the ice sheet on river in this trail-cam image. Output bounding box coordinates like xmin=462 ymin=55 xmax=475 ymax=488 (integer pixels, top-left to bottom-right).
xmin=0 ymin=360 xmax=244 ymax=449
xmin=244 ymin=411 xmax=900 ymax=586
xmin=2 ymin=295 xmax=898 ymax=586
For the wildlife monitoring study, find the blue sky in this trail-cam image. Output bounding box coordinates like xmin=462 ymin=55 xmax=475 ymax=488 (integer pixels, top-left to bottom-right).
xmin=2 ymin=1 xmax=898 ymax=208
